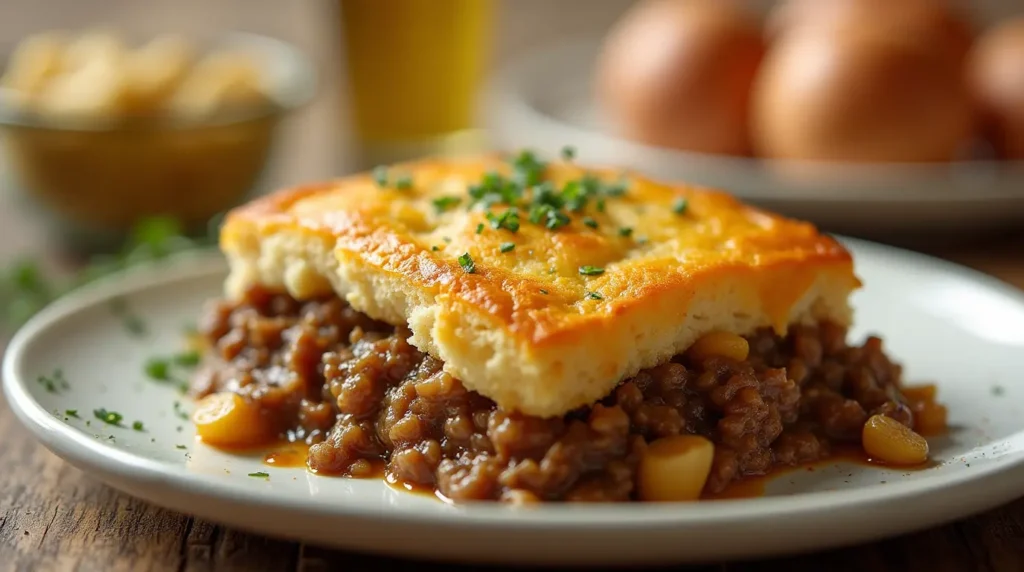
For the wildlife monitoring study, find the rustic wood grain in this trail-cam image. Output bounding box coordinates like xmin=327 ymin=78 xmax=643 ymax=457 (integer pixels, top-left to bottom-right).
xmin=1 ymin=1 xmax=1024 ymax=570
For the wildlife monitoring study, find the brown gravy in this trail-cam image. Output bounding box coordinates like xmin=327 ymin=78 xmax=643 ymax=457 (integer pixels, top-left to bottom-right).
xmin=216 ymin=439 xmax=935 ymax=502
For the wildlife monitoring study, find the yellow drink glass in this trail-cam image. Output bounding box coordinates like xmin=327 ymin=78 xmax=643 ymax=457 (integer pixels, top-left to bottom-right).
xmin=339 ymin=0 xmax=494 ymax=168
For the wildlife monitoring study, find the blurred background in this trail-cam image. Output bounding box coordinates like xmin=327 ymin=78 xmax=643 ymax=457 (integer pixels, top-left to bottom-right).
xmin=2 ymin=0 xmax=1024 ymax=327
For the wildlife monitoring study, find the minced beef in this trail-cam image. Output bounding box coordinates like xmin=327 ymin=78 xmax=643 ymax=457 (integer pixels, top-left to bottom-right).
xmin=193 ymin=287 xmax=912 ymax=502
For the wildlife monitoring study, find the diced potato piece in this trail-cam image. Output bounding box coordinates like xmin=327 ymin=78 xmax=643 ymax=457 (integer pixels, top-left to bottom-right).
xmin=193 ymin=392 xmax=272 ymax=448
xmin=862 ymin=414 xmax=929 ymax=466
xmin=638 ymin=435 xmax=715 ymax=502
xmin=687 ymin=331 xmax=750 ymax=362
xmin=901 ymin=384 xmax=937 ymax=404
xmin=913 ymin=401 xmax=948 ymax=436
xmin=902 ymin=384 xmax=947 ymax=436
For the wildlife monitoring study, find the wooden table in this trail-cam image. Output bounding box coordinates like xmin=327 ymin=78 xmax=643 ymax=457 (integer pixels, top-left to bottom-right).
xmin=2 ymin=1 xmax=1024 ymax=570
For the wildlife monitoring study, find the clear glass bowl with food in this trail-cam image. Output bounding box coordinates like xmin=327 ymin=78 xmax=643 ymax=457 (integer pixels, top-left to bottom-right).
xmin=0 ymin=30 xmax=316 ymax=254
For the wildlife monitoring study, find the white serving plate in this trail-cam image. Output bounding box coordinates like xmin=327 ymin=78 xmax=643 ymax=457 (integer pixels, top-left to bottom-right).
xmin=480 ymin=38 xmax=1024 ymax=237
xmin=4 ymin=241 xmax=1024 ymax=566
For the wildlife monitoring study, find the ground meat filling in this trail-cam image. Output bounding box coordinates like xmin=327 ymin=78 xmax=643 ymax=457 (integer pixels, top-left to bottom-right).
xmin=194 ymin=287 xmax=913 ymax=502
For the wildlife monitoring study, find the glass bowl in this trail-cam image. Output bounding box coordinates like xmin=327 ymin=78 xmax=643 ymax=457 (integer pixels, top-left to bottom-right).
xmin=0 ymin=32 xmax=316 ymax=254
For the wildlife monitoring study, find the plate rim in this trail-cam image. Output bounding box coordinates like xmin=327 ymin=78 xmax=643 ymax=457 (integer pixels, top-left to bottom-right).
xmin=4 ymin=238 xmax=1024 ymax=532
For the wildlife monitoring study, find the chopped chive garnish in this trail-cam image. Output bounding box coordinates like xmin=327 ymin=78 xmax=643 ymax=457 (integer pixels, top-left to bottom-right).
xmin=35 ymin=369 xmax=69 ymax=393
xmin=476 ymin=223 xmax=484 ymax=234
xmin=539 ymin=289 xmax=549 ymax=295
xmin=110 ymin=298 xmax=147 ymax=337
xmin=176 ymin=444 xmax=187 ymax=450
xmin=249 ymin=472 xmax=270 ymax=479
xmin=431 ymin=245 xmax=440 ymax=252
xmin=453 ymin=149 xmax=638 ymax=240
xmin=173 ymin=351 xmax=200 ymax=367
xmin=458 ymin=253 xmax=476 ymax=274
xmin=487 ymin=208 xmax=521 ymax=232
xmin=65 ymin=409 xmax=79 ymax=418
xmin=672 ymin=197 xmax=689 ymax=214
xmin=394 ymin=175 xmax=414 ymax=190
xmin=37 ymin=375 xmax=57 ymax=393
xmin=499 ymin=242 xmax=515 ymax=253
xmin=172 ymin=401 xmax=189 ymax=421
xmin=145 ymin=358 xmax=169 ymax=380
xmin=373 ymin=166 xmax=388 ymax=187
xmin=93 ymin=408 xmax=124 ymax=427
xmin=526 ymin=203 xmax=569 ymax=230
xmin=605 ymin=180 xmax=628 ymax=197
xmin=432 ymin=196 xmax=462 ymax=213
xmin=618 ymin=227 xmax=633 ymax=238
xmin=584 ymin=291 xmax=603 ymax=300
xmin=579 ymin=266 xmax=605 ymax=276
xmin=132 ymin=421 xmax=145 ymax=432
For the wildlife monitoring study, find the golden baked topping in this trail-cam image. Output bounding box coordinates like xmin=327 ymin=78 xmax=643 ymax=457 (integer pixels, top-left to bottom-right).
xmin=220 ymin=151 xmax=858 ymax=416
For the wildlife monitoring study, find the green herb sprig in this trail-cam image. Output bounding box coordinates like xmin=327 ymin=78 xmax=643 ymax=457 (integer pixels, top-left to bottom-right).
xmin=144 ymin=350 xmax=201 ymax=393
xmin=93 ymin=408 xmax=124 ymax=427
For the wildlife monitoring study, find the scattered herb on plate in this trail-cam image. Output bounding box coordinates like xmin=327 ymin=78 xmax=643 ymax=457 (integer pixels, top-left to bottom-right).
xmin=145 ymin=351 xmax=201 ymax=393
xmin=173 ymin=350 xmax=201 ymax=367
xmin=36 ymin=369 xmax=68 ymax=394
xmin=109 ymin=297 xmax=147 ymax=337
xmin=172 ymin=401 xmax=190 ymax=421
xmin=93 ymin=408 xmax=124 ymax=427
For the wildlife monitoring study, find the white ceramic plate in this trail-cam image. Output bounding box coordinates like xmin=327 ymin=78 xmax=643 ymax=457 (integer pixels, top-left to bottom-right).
xmin=4 ymin=241 xmax=1024 ymax=566
xmin=480 ymin=39 xmax=1024 ymax=237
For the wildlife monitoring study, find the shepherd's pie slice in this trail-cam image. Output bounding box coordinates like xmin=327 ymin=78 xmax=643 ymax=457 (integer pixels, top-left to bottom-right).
xmin=219 ymin=153 xmax=859 ymax=417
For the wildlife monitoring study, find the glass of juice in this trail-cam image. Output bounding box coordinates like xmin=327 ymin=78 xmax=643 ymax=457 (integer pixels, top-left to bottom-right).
xmin=338 ymin=0 xmax=494 ymax=170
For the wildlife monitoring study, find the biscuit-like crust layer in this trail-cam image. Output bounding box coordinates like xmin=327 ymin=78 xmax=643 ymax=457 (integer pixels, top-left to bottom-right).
xmin=220 ymin=155 xmax=859 ymax=417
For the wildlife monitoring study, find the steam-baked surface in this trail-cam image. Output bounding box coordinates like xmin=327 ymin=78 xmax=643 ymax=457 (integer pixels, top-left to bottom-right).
xmin=219 ymin=154 xmax=859 ymax=417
